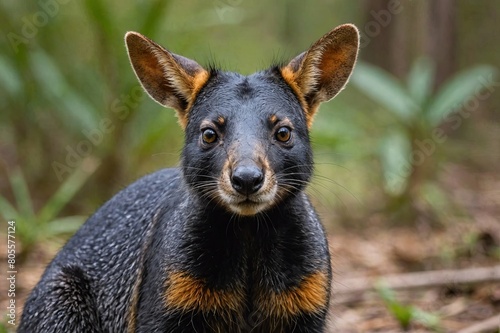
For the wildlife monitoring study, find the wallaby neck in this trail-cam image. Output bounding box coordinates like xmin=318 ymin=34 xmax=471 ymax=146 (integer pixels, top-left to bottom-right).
xmin=160 ymin=185 xmax=312 ymax=286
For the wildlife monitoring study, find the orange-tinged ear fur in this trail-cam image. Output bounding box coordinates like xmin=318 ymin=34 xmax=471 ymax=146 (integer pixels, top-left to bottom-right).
xmin=125 ymin=32 xmax=209 ymax=128
xmin=281 ymin=24 xmax=359 ymax=127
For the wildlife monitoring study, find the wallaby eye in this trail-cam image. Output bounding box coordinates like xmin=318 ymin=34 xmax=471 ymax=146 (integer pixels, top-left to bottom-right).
xmin=275 ymin=127 xmax=292 ymax=143
xmin=201 ymin=128 xmax=218 ymax=144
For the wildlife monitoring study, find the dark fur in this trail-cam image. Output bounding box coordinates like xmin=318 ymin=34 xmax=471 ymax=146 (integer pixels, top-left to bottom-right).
xmin=19 ymin=25 xmax=359 ymax=332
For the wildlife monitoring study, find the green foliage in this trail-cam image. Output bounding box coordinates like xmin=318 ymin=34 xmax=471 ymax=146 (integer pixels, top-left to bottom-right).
xmin=0 ymin=0 xmax=183 ymax=233
xmin=426 ymin=66 xmax=496 ymax=126
xmin=351 ymin=62 xmax=419 ymax=124
xmin=351 ymin=58 xmax=498 ymax=221
xmin=0 ymin=54 xmax=22 ymax=97
xmin=30 ymin=49 xmax=99 ymax=130
xmin=377 ymin=283 xmax=442 ymax=331
xmin=0 ymin=322 xmax=12 ymax=333
xmin=379 ymin=129 xmax=411 ymax=196
xmin=0 ymin=159 xmax=99 ymax=255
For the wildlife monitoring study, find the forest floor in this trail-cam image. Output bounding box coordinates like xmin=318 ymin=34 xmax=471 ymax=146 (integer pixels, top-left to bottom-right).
xmin=1 ymin=166 xmax=499 ymax=332
xmin=329 ymin=227 xmax=499 ymax=332
xmin=329 ymin=165 xmax=500 ymax=332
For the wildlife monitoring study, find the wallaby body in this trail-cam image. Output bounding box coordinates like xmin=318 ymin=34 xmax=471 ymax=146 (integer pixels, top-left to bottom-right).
xmin=19 ymin=24 xmax=359 ymax=332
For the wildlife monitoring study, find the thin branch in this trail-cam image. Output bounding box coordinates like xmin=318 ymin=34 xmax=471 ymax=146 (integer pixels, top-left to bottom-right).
xmin=334 ymin=265 xmax=500 ymax=295
xmin=456 ymin=314 xmax=500 ymax=333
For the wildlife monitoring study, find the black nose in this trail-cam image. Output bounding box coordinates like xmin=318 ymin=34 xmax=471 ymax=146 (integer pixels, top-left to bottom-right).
xmin=231 ymin=165 xmax=264 ymax=195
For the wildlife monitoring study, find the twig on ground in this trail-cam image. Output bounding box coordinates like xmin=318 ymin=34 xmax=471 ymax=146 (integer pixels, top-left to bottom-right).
xmin=456 ymin=314 xmax=500 ymax=333
xmin=335 ymin=265 xmax=500 ymax=295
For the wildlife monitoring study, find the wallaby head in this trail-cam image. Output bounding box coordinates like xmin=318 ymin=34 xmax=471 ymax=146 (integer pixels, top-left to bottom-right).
xmin=125 ymin=25 xmax=359 ymax=216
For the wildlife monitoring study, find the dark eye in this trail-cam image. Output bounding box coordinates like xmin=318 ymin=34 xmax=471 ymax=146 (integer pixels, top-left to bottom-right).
xmin=201 ymin=128 xmax=218 ymax=144
xmin=275 ymin=127 xmax=292 ymax=143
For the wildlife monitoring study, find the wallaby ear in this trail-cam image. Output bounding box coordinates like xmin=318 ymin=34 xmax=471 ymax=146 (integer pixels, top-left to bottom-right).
xmin=125 ymin=32 xmax=210 ymax=128
xmin=281 ymin=24 xmax=359 ymax=127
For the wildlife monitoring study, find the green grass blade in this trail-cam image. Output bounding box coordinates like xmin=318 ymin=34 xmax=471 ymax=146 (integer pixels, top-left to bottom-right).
xmin=375 ymin=280 xmax=396 ymax=303
xmin=426 ymin=65 xmax=498 ymax=126
xmin=0 ymin=54 xmax=22 ymax=96
xmin=0 ymin=195 xmax=18 ymax=221
xmin=38 ymin=157 xmax=100 ymax=224
xmin=140 ymin=0 xmax=172 ymax=37
xmin=407 ymin=57 xmax=435 ymax=106
xmin=412 ymin=308 xmax=442 ymax=332
xmin=376 ymin=282 xmax=413 ymax=330
xmin=45 ymin=215 xmax=86 ymax=237
xmin=83 ymin=0 xmax=115 ymax=40
xmin=29 ymin=50 xmax=98 ymax=129
xmin=8 ymin=169 xmax=35 ymax=220
xmin=379 ymin=130 xmax=411 ymax=196
xmin=351 ymin=62 xmax=419 ymax=123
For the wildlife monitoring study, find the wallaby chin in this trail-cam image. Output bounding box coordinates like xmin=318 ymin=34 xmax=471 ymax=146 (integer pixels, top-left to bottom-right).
xmin=19 ymin=24 xmax=359 ymax=333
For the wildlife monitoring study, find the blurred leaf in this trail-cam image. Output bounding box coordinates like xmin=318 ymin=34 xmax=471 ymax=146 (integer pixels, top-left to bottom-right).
xmin=0 ymin=160 xmax=98 ymax=251
xmin=413 ymin=308 xmax=442 ymax=331
xmin=83 ymin=0 xmax=116 ymax=39
xmin=0 ymin=54 xmax=22 ymax=96
xmin=29 ymin=50 xmax=98 ymax=129
xmin=8 ymin=169 xmax=34 ymax=220
xmin=376 ymin=282 xmax=412 ymax=329
xmin=420 ymin=182 xmax=452 ymax=217
xmin=310 ymin=106 xmax=362 ymax=150
xmin=376 ymin=281 xmax=396 ymax=302
xmin=379 ymin=130 xmax=411 ymax=196
xmin=377 ymin=282 xmax=442 ymax=331
xmin=45 ymin=216 xmax=86 ymax=236
xmin=351 ymin=62 xmax=419 ymax=123
xmin=426 ymin=65 xmax=497 ymax=126
xmin=139 ymin=0 xmax=172 ymax=37
xmin=38 ymin=157 xmax=100 ymax=223
xmin=407 ymin=57 xmax=435 ymax=106
xmin=0 ymin=321 xmax=10 ymax=333
xmin=0 ymin=195 xmax=18 ymax=221
xmin=388 ymin=303 xmax=413 ymax=329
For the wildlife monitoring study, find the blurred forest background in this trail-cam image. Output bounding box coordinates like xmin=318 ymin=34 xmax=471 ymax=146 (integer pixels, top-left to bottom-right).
xmin=1 ymin=0 xmax=499 ymax=332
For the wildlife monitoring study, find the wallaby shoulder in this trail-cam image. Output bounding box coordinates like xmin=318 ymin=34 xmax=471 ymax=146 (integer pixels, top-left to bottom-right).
xmin=19 ymin=168 xmax=185 ymax=332
xmin=58 ymin=167 xmax=184 ymax=262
